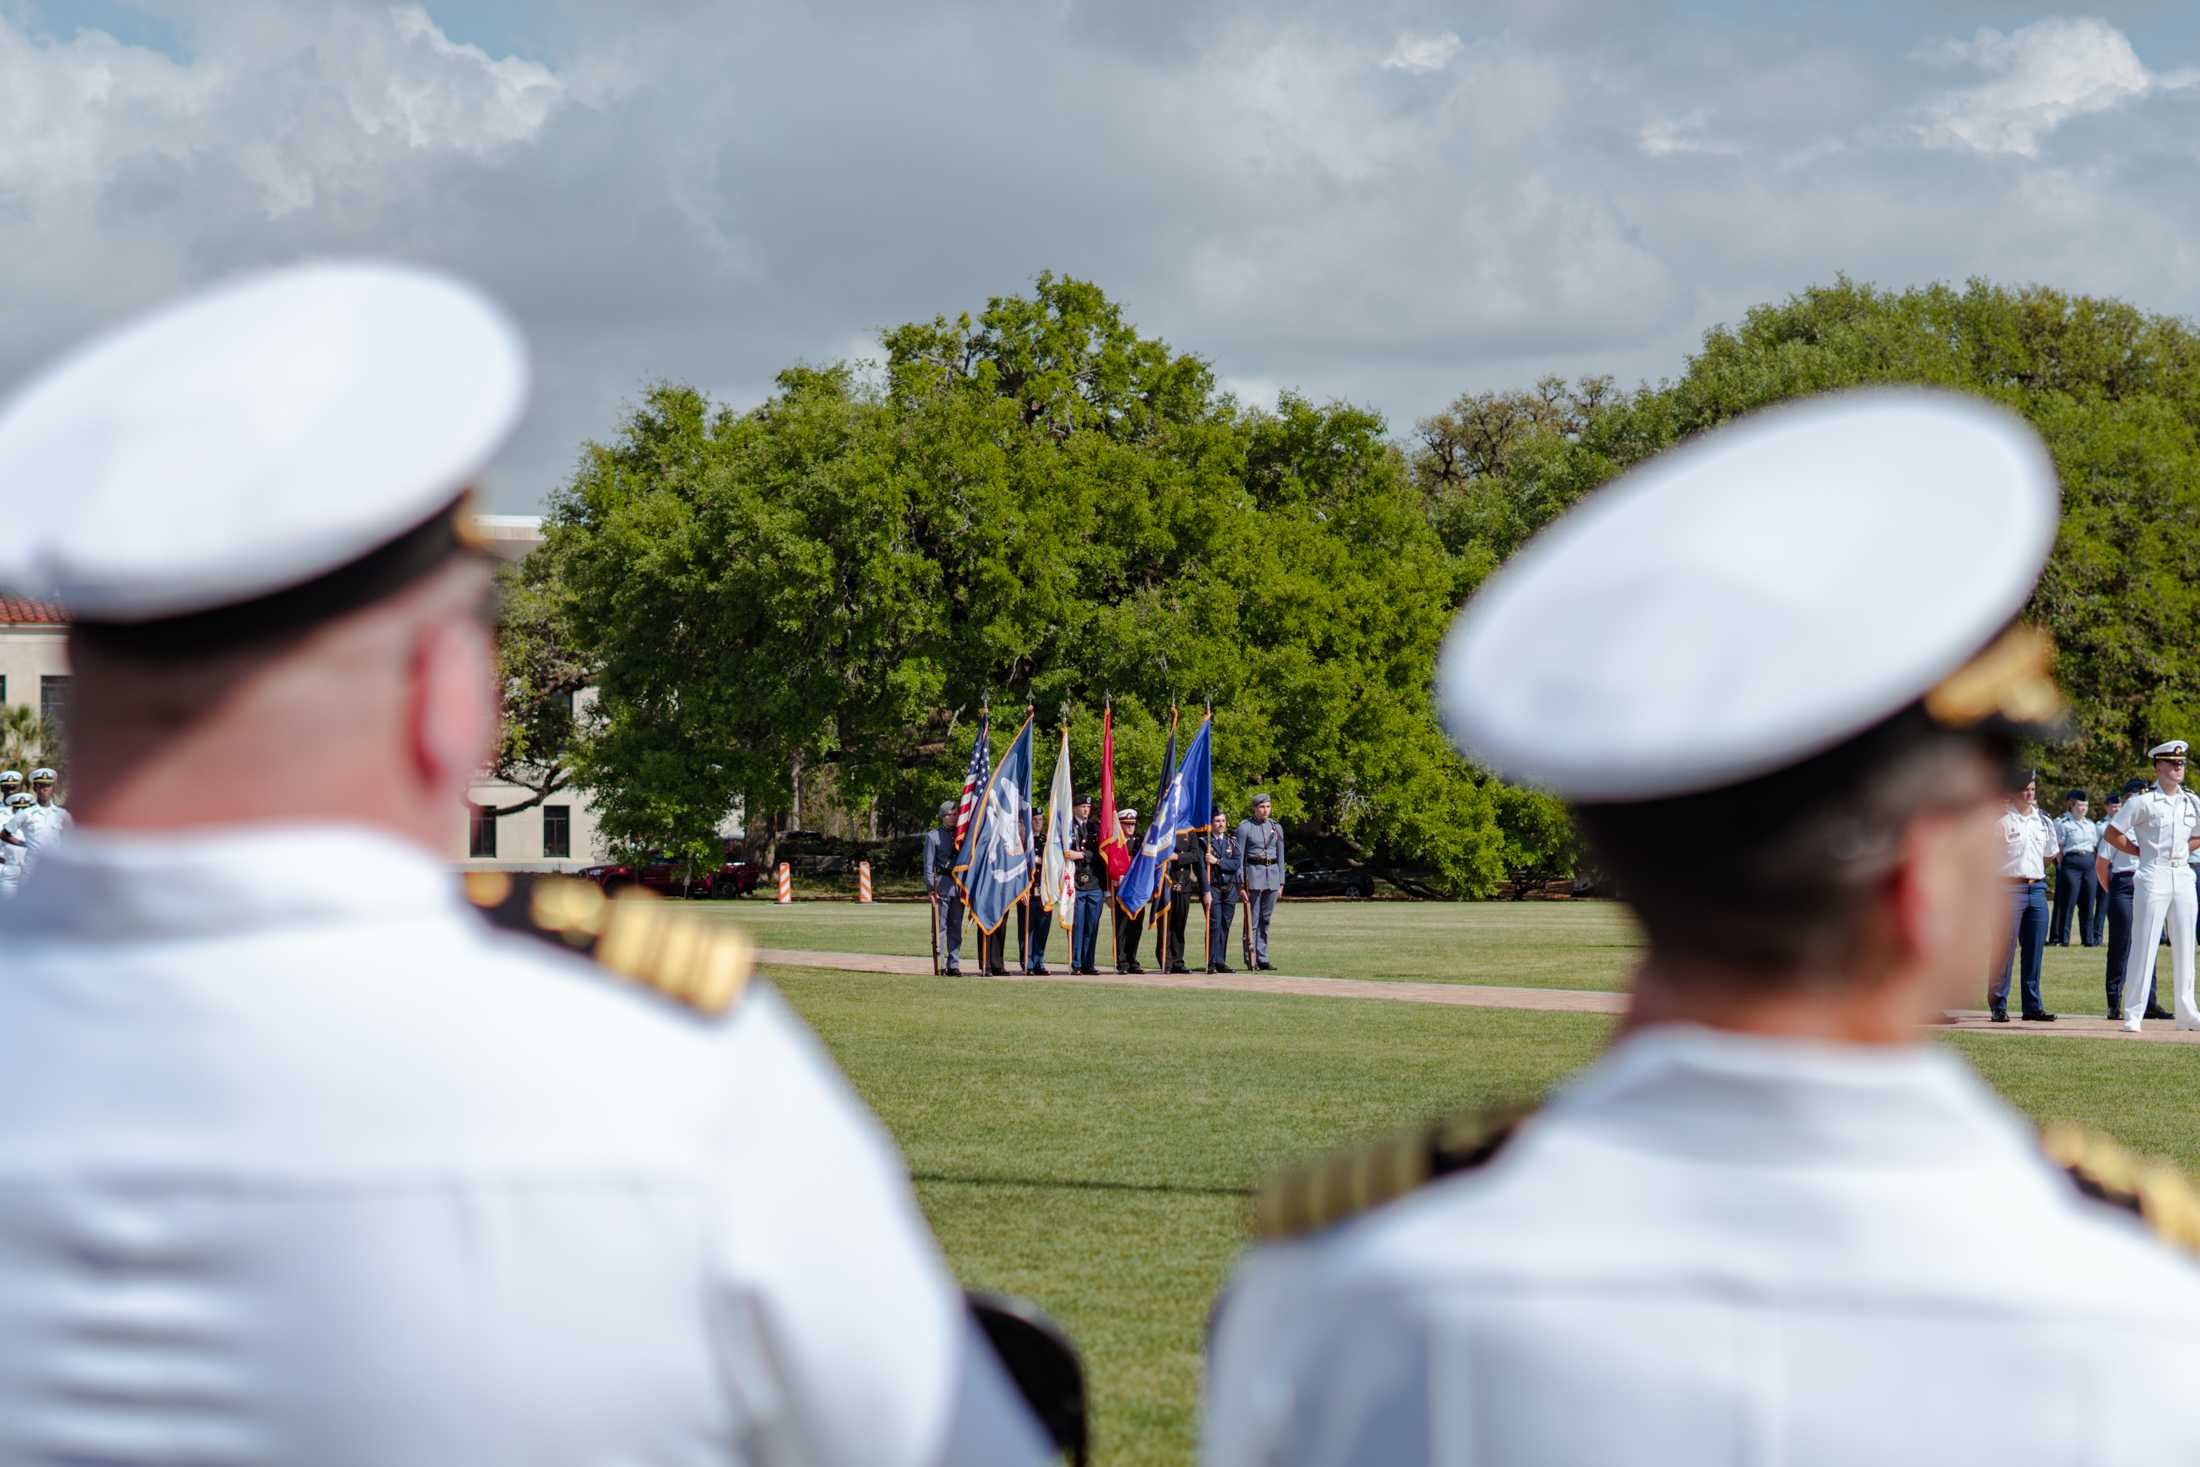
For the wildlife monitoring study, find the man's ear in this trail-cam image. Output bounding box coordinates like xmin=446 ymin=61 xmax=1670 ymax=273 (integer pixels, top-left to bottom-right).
xmin=409 ymin=614 xmax=497 ymax=799
xmin=1880 ymin=822 xmax=1941 ymax=964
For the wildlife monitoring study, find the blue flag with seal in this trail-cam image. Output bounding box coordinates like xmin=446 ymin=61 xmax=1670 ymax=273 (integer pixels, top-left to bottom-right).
xmin=953 ymin=715 xmax=1035 ymax=935
xmin=1115 ymin=715 xmax=1213 ymax=919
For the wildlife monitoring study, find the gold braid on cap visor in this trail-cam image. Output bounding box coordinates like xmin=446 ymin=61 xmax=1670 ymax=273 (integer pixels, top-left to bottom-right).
xmin=1923 ymin=625 xmax=2067 ymax=732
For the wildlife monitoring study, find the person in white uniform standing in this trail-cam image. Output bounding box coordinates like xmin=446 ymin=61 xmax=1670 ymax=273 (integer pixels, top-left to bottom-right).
xmin=0 ymin=792 xmax=30 ymax=897
xmin=1 ymin=766 xmax=71 ymax=874
xmin=0 ymin=264 xmax=1062 ymax=1466
xmin=2102 ymin=739 xmax=2200 ymax=1031
xmin=1202 ymin=391 xmax=2200 ymax=1467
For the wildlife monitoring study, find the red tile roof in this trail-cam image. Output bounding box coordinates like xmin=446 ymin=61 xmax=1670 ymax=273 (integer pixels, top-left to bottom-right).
xmin=0 ymin=597 xmax=63 ymax=625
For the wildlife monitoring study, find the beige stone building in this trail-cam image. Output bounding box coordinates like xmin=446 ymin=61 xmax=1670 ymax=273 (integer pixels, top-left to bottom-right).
xmin=0 ymin=526 xmax=609 ymax=873
xmin=0 ymin=597 xmax=70 ymax=762
xmin=461 ymin=515 xmax=607 ymax=872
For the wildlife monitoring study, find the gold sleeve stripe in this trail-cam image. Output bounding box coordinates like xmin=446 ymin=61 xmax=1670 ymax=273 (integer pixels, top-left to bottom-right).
xmin=463 ymin=873 xmax=754 ymax=1020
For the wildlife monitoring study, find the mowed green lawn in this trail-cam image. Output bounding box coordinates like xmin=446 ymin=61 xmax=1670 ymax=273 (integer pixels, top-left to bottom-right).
xmin=737 ymin=895 xmax=1645 ymax=988
xmin=714 ymin=903 xmax=2200 ymax=1466
xmin=734 ymin=894 xmax=2177 ymax=1012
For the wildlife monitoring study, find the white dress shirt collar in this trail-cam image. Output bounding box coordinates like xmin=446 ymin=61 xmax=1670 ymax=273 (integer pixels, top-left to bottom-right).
xmin=10 ymin=822 xmax=464 ymax=941
xmin=1548 ymin=1023 xmax=2033 ymax=1169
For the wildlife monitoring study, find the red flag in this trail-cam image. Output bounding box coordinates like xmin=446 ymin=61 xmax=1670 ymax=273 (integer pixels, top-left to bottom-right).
xmin=1099 ymin=704 xmax=1130 ymax=883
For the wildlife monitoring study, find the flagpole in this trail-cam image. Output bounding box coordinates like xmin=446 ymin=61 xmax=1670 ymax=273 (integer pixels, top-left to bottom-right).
xmin=1105 ymin=696 xmax=1118 ymax=974
xmin=1201 ymin=700 xmax=1212 ymax=973
xmin=1022 ymin=703 xmax=1036 ymax=975
xmin=1157 ymin=702 xmax=1179 ymax=973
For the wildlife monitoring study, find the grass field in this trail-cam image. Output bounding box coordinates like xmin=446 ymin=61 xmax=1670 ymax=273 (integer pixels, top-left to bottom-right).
xmin=734 ymin=894 xmax=2186 ymax=1011
xmin=719 ymin=902 xmax=2200 ymax=1466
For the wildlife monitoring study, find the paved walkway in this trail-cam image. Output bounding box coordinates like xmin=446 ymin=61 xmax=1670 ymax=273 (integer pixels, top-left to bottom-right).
xmin=754 ymin=947 xmax=2200 ymax=1042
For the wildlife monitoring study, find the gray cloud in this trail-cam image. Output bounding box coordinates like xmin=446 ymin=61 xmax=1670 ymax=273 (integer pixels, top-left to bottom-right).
xmin=6 ymin=1 xmax=2200 ymax=509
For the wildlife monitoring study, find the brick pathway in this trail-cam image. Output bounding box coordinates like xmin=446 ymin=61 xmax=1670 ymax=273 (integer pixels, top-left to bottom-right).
xmin=754 ymin=947 xmax=2200 ymax=1042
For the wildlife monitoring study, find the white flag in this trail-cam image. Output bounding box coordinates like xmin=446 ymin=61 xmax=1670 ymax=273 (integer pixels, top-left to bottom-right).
xmin=1040 ymin=727 xmax=1075 ymax=928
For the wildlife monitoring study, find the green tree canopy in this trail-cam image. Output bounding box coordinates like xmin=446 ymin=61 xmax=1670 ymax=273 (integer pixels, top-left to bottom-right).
xmin=538 ymin=275 xmax=1508 ymax=891
xmin=1411 ymin=276 xmax=2200 ymax=800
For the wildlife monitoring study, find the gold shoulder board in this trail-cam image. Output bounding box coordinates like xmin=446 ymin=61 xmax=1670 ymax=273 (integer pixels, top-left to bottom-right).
xmin=1253 ymin=1103 xmax=1534 ymax=1241
xmin=462 ymin=872 xmax=756 ymax=1019
xmin=2041 ymin=1122 xmax=2200 ymax=1257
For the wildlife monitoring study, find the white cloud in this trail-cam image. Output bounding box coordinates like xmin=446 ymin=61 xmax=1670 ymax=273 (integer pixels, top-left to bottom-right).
xmin=1638 ymin=107 xmax=1741 ymax=157
xmin=0 ymin=3 xmax=579 ymax=221
xmin=1912 ymin=17 xmax=2189 ymax=157
xmin=14 ymin=0 xmax=2200 ymax=514
xmin=1380 ymin=32 xmax=1461 ymax=75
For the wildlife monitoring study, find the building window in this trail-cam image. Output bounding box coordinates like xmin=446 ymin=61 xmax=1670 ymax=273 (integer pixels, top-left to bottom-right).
xmin=0 ymin=675 xmax=9 ymax=703
xmin=543 ymin=804 xmax=571 ymax=859
xmin=38 ymin=676 xmax=67 ymax=748
xmin=468 ymin=804 xmax=498 ymax=859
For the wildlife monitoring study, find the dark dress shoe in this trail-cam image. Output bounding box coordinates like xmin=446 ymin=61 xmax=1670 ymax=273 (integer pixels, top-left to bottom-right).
xmin=986 ymin=966 xmax=1008 ymax=976
xmin=1027 ymin=965 xmax=1050 ymax=976
xmin=1210 ymin=963 xmax=1235 ymax=974
xmin=2021 ymin=1010 xmax=2057 ymax=1022
xmin=1125 ymin=962 xmax=1147 ymax=974
xmin=1990 ymin=1010 xmax=2011 ymax=1023
xmin=2148 ymin=1005 xmax=2174 ymax=1020
xmin=1166 ymin=963 xmax=1188 ymax=974
xmin=1256 ymin=959 xmax=1275 ymax=971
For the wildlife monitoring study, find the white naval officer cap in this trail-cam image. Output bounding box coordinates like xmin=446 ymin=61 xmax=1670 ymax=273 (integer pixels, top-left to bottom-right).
xmin=0 ymin=261 xmax=527 ymax=642
xmin=1437 ymin=389 xmax=2068 ymax=803
xmin=2149 ymin=741 xmax=2189 ymax=759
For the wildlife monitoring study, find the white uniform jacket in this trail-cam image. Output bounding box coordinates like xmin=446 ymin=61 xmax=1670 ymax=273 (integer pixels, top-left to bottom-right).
xmin=1204 ymin=1024 xmax=2200 ymax=1467
xmin=5 ymin=800 xmax=70 ymax=869
xmin=0 ymin=825 xmax=1048 ymax=1467
xmin=2109 ymin=784 xmax=2200 ymax=883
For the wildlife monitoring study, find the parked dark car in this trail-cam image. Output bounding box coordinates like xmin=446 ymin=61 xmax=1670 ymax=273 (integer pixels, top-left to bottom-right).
xmin=577 ymin=850 xmax=760 ymax=899
xmin=1283 ymin=861 xmax=1377 ymax=898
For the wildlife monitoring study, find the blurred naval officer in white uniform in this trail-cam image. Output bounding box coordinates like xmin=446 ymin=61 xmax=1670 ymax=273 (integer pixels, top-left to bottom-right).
xmin=2101 ymin=740 xmax=2200 ymax=1031
xmin=0 ymin=264 xmax=1054 ymax=1467
xmin=1202 ymin=391 xmax=2200 ymax=1467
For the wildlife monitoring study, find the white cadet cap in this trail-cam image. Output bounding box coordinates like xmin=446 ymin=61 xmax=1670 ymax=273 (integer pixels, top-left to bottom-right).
xmin=1437 ymin=389 xmax=2061 ymax=803
xmin=2150 ymin=741 xmax=2189 ymax=759
xmin=1117 ymin=807 xmax=1138 ymax=820
xmin=0 ymin=260 xmax=527 ymax=625
xmin=28 ymin=768 xmax=54 ymax=782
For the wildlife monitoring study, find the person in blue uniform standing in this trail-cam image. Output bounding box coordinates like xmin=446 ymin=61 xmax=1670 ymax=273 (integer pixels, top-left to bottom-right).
xmin=1067 ymin=793 xmax=1106 ymax=975
xmin=2096 ymin=779 xmax=2171 ymax=1020
xmin=1989 ymin=770 xmax=2059 ymax=1022
xmin=2048 ymin=788 xmax=2097 ymax=946
xmin=923 ymin=800 xmax=967 ymax=975
xmin=1205 ymin=804 xmax=1243 ymax=973
xmin=1016 ymin=805 xmax=1052 ymax=976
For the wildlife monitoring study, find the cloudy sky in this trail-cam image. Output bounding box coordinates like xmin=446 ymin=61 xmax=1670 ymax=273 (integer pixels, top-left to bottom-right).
xmin=9 ymin=0 xmax=2200 ymax=509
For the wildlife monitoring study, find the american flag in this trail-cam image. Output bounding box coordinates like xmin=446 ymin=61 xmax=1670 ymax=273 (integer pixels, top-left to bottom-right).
xmin=954 ymin=713 xmax=991 ymax=849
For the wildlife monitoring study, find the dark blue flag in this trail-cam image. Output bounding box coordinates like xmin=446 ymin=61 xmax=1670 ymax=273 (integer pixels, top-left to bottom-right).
xmin=1116 ymin=716 xmax=1213 ymax=919
xmin=954 ymin=716 xmax=1035 ymax=934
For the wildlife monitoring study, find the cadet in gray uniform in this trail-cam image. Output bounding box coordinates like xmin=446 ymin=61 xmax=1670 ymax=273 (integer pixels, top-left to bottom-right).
xmin=1235 ymin=794 xmax=1285 ymax=970
xmin=0 ymin=264 xmax=1056 ymax=1466
xmin=922 ymin=800 xmax=967 ymax=975
xmin=1204 ymin=391 xmax=2200 ymax=1467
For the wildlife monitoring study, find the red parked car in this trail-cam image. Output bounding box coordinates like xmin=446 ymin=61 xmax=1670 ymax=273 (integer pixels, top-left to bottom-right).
xmin=577 ymin=850 xmax=760 ymax=899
